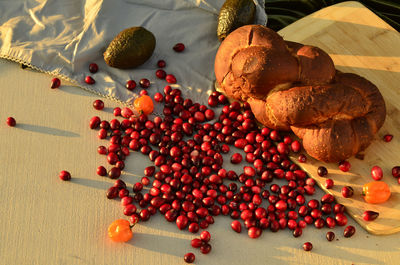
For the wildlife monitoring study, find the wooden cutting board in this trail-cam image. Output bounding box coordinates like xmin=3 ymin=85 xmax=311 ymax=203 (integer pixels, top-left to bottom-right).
xmin=276 ymin=1 xmax=400 ymax=235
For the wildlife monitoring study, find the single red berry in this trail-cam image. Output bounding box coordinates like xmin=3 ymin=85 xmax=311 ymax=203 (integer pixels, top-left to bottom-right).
xmin=325 ymin=179 xmax=334 ymax=189
xmin=200 ymin=231 xmax=211 ymax=242
xmin=248 ymin=226 xmax=262 ymax=239
xmin=191 ymin=238 xmax=203 ymax=248
xmin=230 ymin=153 xmax=242 ymax=164
xmin=59 ymin=170 xmax=71 ymax=181
xmin=317 ymin=166 xmax=328 ymax=177
xmin=326 ymin=231 xmax=335 ymax=241
xmin=335 ymin=213 xmax=348 ymax=226
xmin=154 ymin=92 xmax=164 ymax=102
xmin=126 ymin=80 xmax=136 ymax=91
xmin=383 ymin=134 xmax=393 ymax=142
xmin=113 ymin=107 xmax=121 ymax=116
xmin=106 ymin=186 xmax=119 ymax=199
xmin=231 ymin=220 xmax=242 ymax=233
xmin=166 ymin=74 xmax=177 ymax=84
xmin=93 ymin=99 xmax=104 ymax=110
xmin=339 ymin=160 xmax=351 ymax=172
xmin=97 ymin=166 xmax=107 ymax=176
xmin=89 ymin=63 xmax=98 ymax=73
xmin=392 ymin=166 xmax=400 ymax=178
xmin=298 ymin=154 xmax=307 ymax=163
xmin=200 ymin=243 xmax=211 ymax=254
xmin=138 ymin=78 xmax=150 ymax=89
xmin=51 ymin=78 xmax=61 ymax=88
xmin=291 ymin=140 xmax=301 ymax=152
xmin=343 ymin=225 xmax=356 ymax=238
xmin=6 ymin=117 xmax=16 ymax=127
xmin=155 ymin=69 xmax=166 ymax=79
xmin=173 ymin=43 xmax=185 ymax=52
xmin=371 ymin=166 xmax=383 ymax=181
xmin=303 ymin=242 xmax=313 ymax=251
xmin=184 ymin=252 xmax=195 ymax=263
xmin=341 ymin=186 xmax=354 ymax=198
xmin=362 ymin=210 xmax=379 ymax=221
xmin=85 ymin=76 xmax=95 ymax=84
xmin=157 ymin=60 xmax=166 ymax=68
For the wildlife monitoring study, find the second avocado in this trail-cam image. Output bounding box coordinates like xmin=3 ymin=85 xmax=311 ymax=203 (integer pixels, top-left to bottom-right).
xmin=104 ymin=27 xmax=156 ymax=69
xmin=217 ymin=0 xmax=256 ymax=41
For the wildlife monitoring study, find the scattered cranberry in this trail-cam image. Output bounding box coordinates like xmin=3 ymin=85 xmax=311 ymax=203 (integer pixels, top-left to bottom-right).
xmin=156 ymin=69 xmax=166 ymax=79
xmin=173 ymin=43 xmax=185 ymax=52
xmin=154 ymin=92 xmax=164 ymax=102
xmin=139 ymin=78 xmax=150 ymax=88
xmin=370 ymin=165 xmax=383 ymax=181
xmin=383 ymin=134 xmax=393 ymax=142
xmin=93 ymin=99 xmax=104 ymax=110
xmin=303 ymin=242 xmax=313 ymax=251
xmin=191 ymin=238 xmax=203 ymax=248
xmin=231 ymin=220 xmax=242 ymax=233
xmin=325 ymin=179 xmax=334 ymax=189
xmin=6 ymin=117 xmax=16 ymax=127
xmin=126 ymin=80 xmax=136 ymax=91
xmin=97 ymin=166 xmax=107 ymax=176
xmin=108 ymin=167 xmax=121 ymax=179
xmin=343 ymin=225 xmax=356 ymax=238
xmin=341 ymin=186 xmax=354 ymax=198
xmin=298 ymin=154 xmax=307 ymax=163
xmin=106 ymin=186 xmax=119 ymax=199
xmin=335 ymin=213 xmax=348 ymax=226
xmin=326 ymin=231 xmax=335 ymax=241
xmin=248 ymin=226 xmax=262 ymax=239
xmin=184 ymin=252 xmax=195 ymax=263
xmin=291 ymin=140 xmax=301 ymax=152
xmin=200 ymin=243 xmax=212 ymax=254
xmin=89 ymin=63 xmax=98 ymax=73
xmin=231 ymin=153 xmax=242 ymax=164
xmin=392 ymin=166 xmax=400 ymax=178
xmin=200 ymin=231 xmax=211 ymax=242
xmin=362 ymin=210 xmax=379 ymax=221
xmin=317 ymin=166 xmax=328 ymax=177
xmin=85 ymin=76 xmax=95 ymax=84
xmin=51 ymin=77 xmax=61 ymax=88
xmin=157 ymin=60 xmax=166 ymax=68
xmin=113 ymin=107 xmax=121 ymax=116
xmin=59 ymin=170 xmax=71 ymax=181
xmin=339 ymin=160 xmax=351 ymax=172
xmin=166 ymin=74 xmax=177 ymax=84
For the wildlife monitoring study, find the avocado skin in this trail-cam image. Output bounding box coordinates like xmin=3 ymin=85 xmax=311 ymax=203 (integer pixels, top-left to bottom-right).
xmin=104 ymin=27 xmax=156 ymax=69
xmin=217 ymin=0 xmax=256 ymax=41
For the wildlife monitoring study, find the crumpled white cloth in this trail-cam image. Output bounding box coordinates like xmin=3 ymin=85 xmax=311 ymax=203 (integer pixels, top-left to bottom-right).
xmin=0 ymin=0 xmax=267 ymax=111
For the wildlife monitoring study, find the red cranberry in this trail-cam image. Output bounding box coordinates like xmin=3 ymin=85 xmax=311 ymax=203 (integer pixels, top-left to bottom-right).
xmin=97 ymin=166 xmax=107 ymax=176
xmin=123 ymin=204 xmax=137 ymax=216
xmin=85 ymin=75 xmax=95 ymax=84
xmin=126 ymin=80 xmax=136 ymax=90
xmin=106 ymin=186 xmax=119 ymax=199
xmin=139 ymin=78 xmax=150 ymax=88
xmin=231 ymin=220 xmax=242 ymax=233
xmin=248 ymin=226 xmax=262 ymax=239
xmin=156 ymin=69 xmax=167 ymax=79
xmin=89 ymin=116 xmax=101 ymax=129
xmin=59 ymin=170 xmax=71 ymax=181
xmin=93 ymin=99 xmax=104 ymax=110
xmin=291 ymin=140 xmax=301 ymax=152
xmin=184 ymin=252 xmax=195 ymax=263
xmin=176 ymin=215 xmax=189 ymax=230
xmin=383 ymin=134 xmax=393 ymax=142
xmin=191 ymin=238 xmax=203 ymax=248
xmin=363 ymin=210 xmax=379 ymax=221
xmin=140 ymin=209 xmax=150 ymax=221
xmin=6 ymin=117 xmax=16 ymax=127
xmin=298 ymin=154 xmax=307 ymax=163
xmin=326 ymin=217 xmax=336 ymax=228
xmin=154 ymin=92 xmax=164 ymax=102
xmin=343 ymin=225 xmax=356 ymax=238
xmin=371 ymin=166 xmax=383 ymax=180
xmin=392 ymin=166 xmax=400 ymax=178
xmin=317 ymin=166 xmax=328 ymax=177
xmin=339 ymin=160 xmax=351 ymax=172
xmin=341 ymin=186 xmax=354 ymax=198
xmin=113 ymin=107 xmax=121 ymax=116
xmin=293 ymin=227 xmax=302 ymax=237
xmin=200 ymin=243 xmax=211 ymax=254
xmin=166 ymin=74 xmax=177 ymax=84
xmin=108 ymin=167 xmax=121 ymax=179
xmin=50 ymin=77 xmax=61 ymax=88
xmin=157 ymin=60 xmax=166 ymax=68
xmin=303 ymin=242 xmax=312 ymax=251
xmin=173 ymin=43 xmax=185 ymax=52
xmin=89 ymin=63 xmax=98 ymax=73
xmin=326 ymin=231 xmax=335 ymax=241
xmin=335 ymin=213 xmax=348 ymax=226
xmin=325 ymin=179 xmax=334 ymax=189
xmin=200 ymin=231 xmax=211 ymax=242
xmin=333 ymin=204 xmax=345 ymax=214
xmin=230 ymin=153 xmax=243 ymax=164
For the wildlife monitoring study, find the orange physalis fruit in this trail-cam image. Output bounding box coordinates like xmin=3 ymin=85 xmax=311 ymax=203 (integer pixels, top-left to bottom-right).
xmin=362 ymin=181 xmax=391 ymax=204
xmin=108 ymin=219 xmax=133 ymax=242
xmin=134 ymin=95 xmax=154 ymax=115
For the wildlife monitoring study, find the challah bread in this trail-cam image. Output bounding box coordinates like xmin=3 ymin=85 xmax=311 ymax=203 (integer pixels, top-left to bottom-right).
xmin=214 ymin=25 xmax=386 ymax=162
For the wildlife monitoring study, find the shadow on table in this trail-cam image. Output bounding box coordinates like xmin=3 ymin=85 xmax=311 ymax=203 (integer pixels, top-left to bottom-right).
xmin=71 ymin=177 xmax=109 ymax=190
xmin=127 ymin=232 xmax=186 ymax=257
xmin=18 ymin=123 xmax=80 ymax=137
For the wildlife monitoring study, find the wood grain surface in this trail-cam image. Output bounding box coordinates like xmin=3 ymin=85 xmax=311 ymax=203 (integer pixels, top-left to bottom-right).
xmin=1 ymin=2 xmax=400 ymax=265
xmin=277 ymin=1 xmax=400 ymax=235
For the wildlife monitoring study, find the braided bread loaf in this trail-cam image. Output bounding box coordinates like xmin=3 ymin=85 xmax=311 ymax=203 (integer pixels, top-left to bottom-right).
xmin=214 ymin=25 xmax=386 ymax=162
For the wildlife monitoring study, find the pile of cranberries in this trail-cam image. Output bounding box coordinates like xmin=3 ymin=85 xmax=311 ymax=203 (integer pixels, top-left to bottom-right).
xmin=87 ymin=66 xmax=363 ymax=261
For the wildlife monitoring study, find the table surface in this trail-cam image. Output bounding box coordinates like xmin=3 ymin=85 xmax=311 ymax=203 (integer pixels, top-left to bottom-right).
xmin=1 ymin=16 xmax=400 ymax=265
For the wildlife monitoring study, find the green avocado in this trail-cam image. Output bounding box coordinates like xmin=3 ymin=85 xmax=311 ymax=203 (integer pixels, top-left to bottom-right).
xmin=217 ymin=0 xmax=256 ymax=41
xmin=103 ymin=27 xmax=156 ymax=69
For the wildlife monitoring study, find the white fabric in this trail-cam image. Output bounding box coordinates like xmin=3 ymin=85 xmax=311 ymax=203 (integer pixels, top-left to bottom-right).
xmin=0 ymin=0 xmax=267 ymax=111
